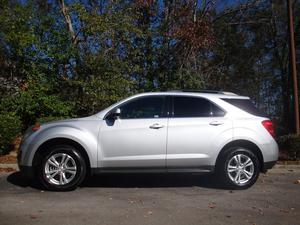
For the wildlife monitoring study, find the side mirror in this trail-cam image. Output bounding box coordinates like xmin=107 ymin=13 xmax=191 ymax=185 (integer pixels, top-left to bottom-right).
xmin=106 ymin=108 xmax=121 ymax=120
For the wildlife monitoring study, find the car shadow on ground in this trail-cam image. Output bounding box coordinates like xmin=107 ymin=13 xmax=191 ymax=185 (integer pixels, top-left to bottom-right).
xmin=7 ymin=172 xmax=229 ymax=191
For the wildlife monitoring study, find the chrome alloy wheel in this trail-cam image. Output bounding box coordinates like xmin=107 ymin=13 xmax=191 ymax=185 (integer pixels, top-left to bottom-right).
xmin=44 ymin=153 xmax=77 ymax=185
xmin=227 ymin=154 xmax=254 ymax=185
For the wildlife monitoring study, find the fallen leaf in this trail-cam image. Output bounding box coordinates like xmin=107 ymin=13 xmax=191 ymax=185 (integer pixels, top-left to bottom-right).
xmin=0 ymin=154 xmax=17 ymax=164
xmin=0 ymin=168 xmax=16 ymax=173
xmin=280 ymin=209 xmax=289 ymax=213
xmin=208 ymin=202 xmax=216 ymax=209
xmin=29 ymin=215 xmax=38 ymax=219
xmin=294 ymin=180 xmax=300 ymax=184
xmin=144 ymin=211 xmax=153 ymax=217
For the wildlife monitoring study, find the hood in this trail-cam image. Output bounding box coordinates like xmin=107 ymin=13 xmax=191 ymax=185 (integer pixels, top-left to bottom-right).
xmin=42 ymin=115 xmax=100 ymax=126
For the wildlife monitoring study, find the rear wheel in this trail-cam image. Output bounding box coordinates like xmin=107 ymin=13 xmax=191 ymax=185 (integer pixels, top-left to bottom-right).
xmin=37 ymin=145 xmax=86 ymax=191
xmin=217 ymin=148 xmax=260 ymax=189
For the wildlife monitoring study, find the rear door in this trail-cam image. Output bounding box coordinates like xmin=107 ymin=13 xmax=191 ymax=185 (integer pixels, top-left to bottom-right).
xmin=167 ymin=96 xmax=232 ymax=168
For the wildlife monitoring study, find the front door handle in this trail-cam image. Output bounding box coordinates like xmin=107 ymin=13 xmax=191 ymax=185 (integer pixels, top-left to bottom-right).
xmin=209 ymin=121 xmax=224 ymax=126
xmin=149 ymin=123 xmax=164 ymax=129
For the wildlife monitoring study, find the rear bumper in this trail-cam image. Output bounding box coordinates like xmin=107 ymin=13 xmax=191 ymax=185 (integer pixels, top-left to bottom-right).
xmin=19 ymin=166 xmax=35 ymax=179
xmin=263 ymin=161 xmax=277 ymax=172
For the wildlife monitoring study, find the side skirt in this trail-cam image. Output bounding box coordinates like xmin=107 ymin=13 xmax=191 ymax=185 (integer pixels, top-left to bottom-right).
xmin=91 ymin=166 xmax=214 ymax=175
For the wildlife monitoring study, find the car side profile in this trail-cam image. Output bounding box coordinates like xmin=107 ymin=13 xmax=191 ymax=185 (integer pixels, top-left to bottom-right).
xmin=18 ymin=90 xmax=278 ymax=191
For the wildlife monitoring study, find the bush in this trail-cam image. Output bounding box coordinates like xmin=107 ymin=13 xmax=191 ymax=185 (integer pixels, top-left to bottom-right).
xmin=0 ymin=82 xmax=75 ymax=128
xmin=37 ymin=116 xmax=67 ymax=124
xmin=277 ymin=134 xmax=300 ymax=160
xmin=0 ymin=113 xmax=22 ymax=155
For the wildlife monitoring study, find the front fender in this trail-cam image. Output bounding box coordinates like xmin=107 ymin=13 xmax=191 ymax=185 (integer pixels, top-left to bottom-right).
xmin=21 ymin=125 xmax=98 ymax=168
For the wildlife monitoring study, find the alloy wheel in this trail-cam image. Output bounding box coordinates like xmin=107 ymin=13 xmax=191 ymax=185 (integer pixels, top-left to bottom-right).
xmin=227 ymin=153 xmax=254 ymax=185
xmin=44 ymin=153 xmax=77 ymax=186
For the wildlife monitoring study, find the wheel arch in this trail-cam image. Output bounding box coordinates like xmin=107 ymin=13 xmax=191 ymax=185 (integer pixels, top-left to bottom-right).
xmin=216 ymin=139 xmax=264 ymax=172
xmin=32 ymin=138 xmax=91 ymax=176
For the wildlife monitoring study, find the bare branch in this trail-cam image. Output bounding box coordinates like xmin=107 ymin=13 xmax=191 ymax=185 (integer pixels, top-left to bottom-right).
xmin=212 ymin=0 xmax=262 ymax=23
xmin=226 ymin=19 xmax=269 ymax=26
xmin=58 ymin=0 xmax=78 ymax=45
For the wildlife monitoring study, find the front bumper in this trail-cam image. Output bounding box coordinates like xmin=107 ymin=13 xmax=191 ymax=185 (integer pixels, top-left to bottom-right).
xmin=19 ymin=166 xmax=35 ymax=179
xmin=18 ymin=148 xmax=35 ymax=179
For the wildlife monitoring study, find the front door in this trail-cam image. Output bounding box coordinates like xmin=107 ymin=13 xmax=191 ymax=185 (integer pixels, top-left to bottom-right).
xmin=98 ymin=95 xmax=168 ymax=168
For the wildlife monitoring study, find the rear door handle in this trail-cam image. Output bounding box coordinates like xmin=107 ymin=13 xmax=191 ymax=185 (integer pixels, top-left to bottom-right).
xmin=209 ymin=121 xmax=224 ymax=126
xmin=149 ymin=123 xmax=164 ymax=129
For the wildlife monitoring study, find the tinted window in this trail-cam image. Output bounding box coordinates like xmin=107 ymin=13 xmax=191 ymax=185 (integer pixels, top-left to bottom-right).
xmin=221 ymin=98 xmax=266 ymax=117
xmin=119 ymin=96 xmax=165 ymax=119
xmin=173 ymin=96 xmax=225 ymax=117
xmin=211 ymin=103 xmax=226 ymax=117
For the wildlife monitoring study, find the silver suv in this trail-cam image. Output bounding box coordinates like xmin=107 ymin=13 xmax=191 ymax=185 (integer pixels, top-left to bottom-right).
xmin=18 ymin=90 xmax=278 ymax=191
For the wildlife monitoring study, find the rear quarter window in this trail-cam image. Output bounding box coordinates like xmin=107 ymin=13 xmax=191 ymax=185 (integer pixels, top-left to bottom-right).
xmin=221 ymin=98 xmax=266 ymax=117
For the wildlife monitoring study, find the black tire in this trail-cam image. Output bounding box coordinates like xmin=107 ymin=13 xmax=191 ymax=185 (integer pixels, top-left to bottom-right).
xmin=37 ymin=145 xmax=86 ymax=191
xmin=216 ymin=147 xmax=260 ymax=189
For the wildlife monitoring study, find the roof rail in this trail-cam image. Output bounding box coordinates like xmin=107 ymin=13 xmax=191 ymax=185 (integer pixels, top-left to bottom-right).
xmin=167 ymin=89 xmax=237 ymax=95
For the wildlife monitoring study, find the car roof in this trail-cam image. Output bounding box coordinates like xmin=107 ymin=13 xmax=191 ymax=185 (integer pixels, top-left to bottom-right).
xmin=96 ymin=91 xmax=250 ymax=118
xmin=133 ymin=91 xmax=250 ymax=99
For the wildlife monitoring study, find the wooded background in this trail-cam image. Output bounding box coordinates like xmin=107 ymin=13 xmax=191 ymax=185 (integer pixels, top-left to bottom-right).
xmin=0 ymin=0 xmax=299 ymax=153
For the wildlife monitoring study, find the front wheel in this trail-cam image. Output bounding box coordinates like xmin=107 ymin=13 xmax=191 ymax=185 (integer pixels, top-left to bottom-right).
xmin=38 ymin=145 xmax=86 ymax=191
xmin=217 ymin=148 xmax=260 ymax=189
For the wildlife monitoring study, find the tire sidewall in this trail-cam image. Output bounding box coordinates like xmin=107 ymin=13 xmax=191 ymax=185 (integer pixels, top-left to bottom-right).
xmin=38 ymin=145 xmax=86 ymax=191
xmin=220 ymin=147 xmax=260 ymax=189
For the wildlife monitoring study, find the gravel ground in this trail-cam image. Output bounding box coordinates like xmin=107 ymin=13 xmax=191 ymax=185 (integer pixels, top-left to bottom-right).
xmin=0 ymin=168 xmax=299 ymax=225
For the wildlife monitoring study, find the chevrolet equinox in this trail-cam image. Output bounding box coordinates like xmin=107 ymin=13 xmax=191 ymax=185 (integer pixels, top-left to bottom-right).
xmin=18 ymin=90 xmax=278 ymax=191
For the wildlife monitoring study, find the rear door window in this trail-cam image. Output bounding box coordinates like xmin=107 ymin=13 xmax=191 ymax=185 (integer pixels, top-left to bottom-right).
xmin=173 ymin=96 xmax=225 ymax=118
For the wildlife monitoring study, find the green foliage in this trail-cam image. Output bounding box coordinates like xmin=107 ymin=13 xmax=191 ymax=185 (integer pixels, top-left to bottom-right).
xmin=277 ymin=135 xmax=300 ymax=160
xmin=0 ymin=113 xmax=22 ymax=155
xmin=0 ymin=0 xmax=299 ymax=154
xmin=0 ymin=74 xmax=74 ymax=128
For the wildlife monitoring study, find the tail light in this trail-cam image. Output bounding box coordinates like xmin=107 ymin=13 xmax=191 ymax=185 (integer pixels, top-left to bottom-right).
xmin=32 ymin=123 xmax=41 ymax=131
xmin=262 ymin=120 xmax=275 ymax=138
